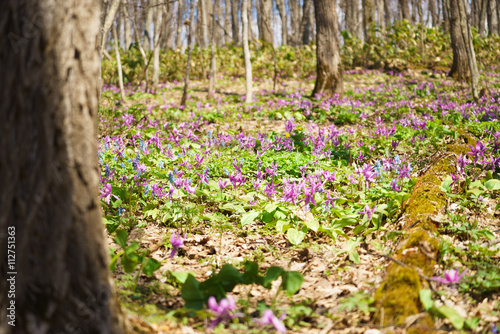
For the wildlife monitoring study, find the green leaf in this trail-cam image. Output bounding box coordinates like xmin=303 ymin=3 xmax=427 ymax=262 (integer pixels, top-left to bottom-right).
xmin=241 ymin=210 xmax=260 ymax=227
xmin=281 ymin=271 xmax=304 ymax=296
xmin=484 ymin=179 xmax=500 ymax=191
xmin=142 ymin=257 xmax=161 ymax=276
xmin=275 ymin=220 xmax=291 ymax=233
xmin=263 ymin=266 xmax=284 ymax=288
xmin=181 ymin=274 xmax=205 ymax=310
xmin=304 ymin=219 xmax=319 ymax=232
xmin=287 ymin=228 xmax=306 ymax=245
xmin=220 ymin=203 xmax=245 ymax=214
xmin=419 ymin=289 xmax=433 ymax=311
xmin=114 ymin=229 xmax=128 ymax=249
xmin=264 ymin=203 xmax=278 ymax=213
xmin=169 ymin=271 xmax=192 ymax=284
xmin=348 ymin=250 xmax=360 ymax=264
xmin=433 ymin=305 xmax=465 ymax=330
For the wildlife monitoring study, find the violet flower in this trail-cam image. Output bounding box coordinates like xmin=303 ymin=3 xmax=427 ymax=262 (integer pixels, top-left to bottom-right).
xmin=170 ymin=232 xmax=186 ymax=259
xmin=207 ymin=295 xmax=243 ymax=329
xmin=254 ymin=309 xmax=287 ymax=333
xmin=431 ymin=268 xmax=468 ymax=285
xmin=359 ymin=204 xmax=377 ymax=221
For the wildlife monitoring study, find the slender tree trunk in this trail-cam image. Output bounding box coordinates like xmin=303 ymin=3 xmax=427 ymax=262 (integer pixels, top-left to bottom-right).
xmin=377 ymin=0 xmax=385 ymax=28
xmin=209 ymin=0 xmax=219 ymax=96
xmin=144 ymin=1 xmax=154 ymax=50
xmin=289 ymin=0 xmax=300 ymax=45
xmin=399 ymin=0 xmax=411 ymax=22
xmin=312 ymin=0 xmax=343 ymax=97
xmin=122 ymin=0 xmax=133 ymax=50
xmin=216 ymin=0 xmax=224 ymax=46
xmin=175 ymin=0 xmax=184 ymax=49
xmin=478 ymin=0 xmax=488 ymax=36
xmin=488 ymin=0 xmax=499 ymax=34
xmin=363 ymin=0 xmax=375 ymax=42
xmin=411 ymin=0 xmax=417 ymax=23
xmin=225 ymin=0 xmax=231 ymax=44
xmin=248 ymin=0 xmax=256 ymax=41
xmin=443 ymin=0 xmax=451 ymax=31
xmin=384 ymin=0 xmax=391 ymax=26
xmin=232 ymin=0 xmax=240 ymax=44
xmin=152 ymin=0 xmax=163 ymax=90
xmin=242 ymin=0 xmax=253 ymax=104
xmin=259 ymin=0 xmax=274 ymax=43
xmin=200 ymin=0 xmax=210 ymax=47
xmin=181 ymin=0 xmax=197 ymax=106
xmin=0 ymin=0 xmax=126 ymax=332
xmin=101 ymin=0 xmax=122 ymax=54
xmin=276 ymin=0 xmax=288 ymax=45
xmin=429 ymin=0 xmax=438 ymax=26
xmin=113 ymin=26 xmax=127 ymax=100
xmin=300 ymin=0 xmax=313 ymax=44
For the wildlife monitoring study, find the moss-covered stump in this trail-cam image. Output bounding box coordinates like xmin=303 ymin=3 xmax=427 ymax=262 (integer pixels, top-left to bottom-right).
xmin=372 ymin=146 xmax=470 ymax=331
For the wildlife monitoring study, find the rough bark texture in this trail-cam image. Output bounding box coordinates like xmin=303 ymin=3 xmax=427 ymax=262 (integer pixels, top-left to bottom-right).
xmin=399 ymin=0 xmax=411 ymax=22
xmin=259 ymin=0 xmax=274 ymax=44
xmin=313 ymin=0 xmax=344 ymax=98
xmin=290 ymin=0 xmax=301 ymax=45
xmin=242 ymin=0 xmax=253 ymax=103
xmin=0 ymin=0 xmax=126 ymax=333
xmin=488 ymin=0 xmax=499 ymax=34
xmin=300 ymin=0 xmax=313 ymax=44
xmin=479 ymin=0 xmax=488 ymax=36
xmin=449 ymin=0 xmax=471 ymax=81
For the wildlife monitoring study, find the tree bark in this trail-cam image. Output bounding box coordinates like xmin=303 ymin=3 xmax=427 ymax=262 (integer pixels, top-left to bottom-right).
xmin=122 ymin=0 xmax=133 ymax=50
xmin=181 ymin=0 xmax=197 ymax=105
xmin=0 ymin=0 xmax=126 ymax=333
xmin=144 ymin=0 xmax=154 ymax=50
xmin=232 ymin=0 xmax=240 ymax=44
xmin=200 ymin=0 xmax=210 ymax=47
xmin=399 ymin=0 xmax=411 ymax=23
xmin=488 ymin=0 xmax=499 ymax=35
xmin=384 ymin=0 xmax=391 ymax=26
xmin=259 ymin=0 xmax=274 ymax=44
xmin=276 ymin=0 xmax=288 ymax=45
xmin=300 ymin=0 xmax=313 ymax=44
xmin=175 ymin=0 xmax=184 ymax=49
xmin=377 ymin=0 xmax=385 ymax=28
xmin=312 ymin=0 xmax=343 ymax=97
xmin=478 ymin=0 xmax=488 ymax=36
xmin=363 ymin=0 xmax=375 ymax=42
xmin=113 ymin=25 xmax=127 ymax=100
xmin=429 ymin=0 xmax=438 ymax=26
xmin=152 ymin=0 xmax=164 ymax=90
xmin=209 ymin=0 xmax=219 ymax=96
xmin=242 ymin=0 xmax=253 ymax=104
xmin=100 ymin=0 xmax=122 ymax=54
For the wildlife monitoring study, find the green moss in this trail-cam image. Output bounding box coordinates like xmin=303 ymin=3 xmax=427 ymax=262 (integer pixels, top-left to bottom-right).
xmin=374 ymin=265 xmax=421 ymax=325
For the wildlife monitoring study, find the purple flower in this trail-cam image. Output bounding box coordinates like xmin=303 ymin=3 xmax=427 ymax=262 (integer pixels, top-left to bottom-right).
xmin=467 ymin=141 xmax=487 ymax=164
xmin=254 ymin=309 xmax=287 ymax=333
xmin=390 ymin=179 xmax=401 ymax=191
xmin=431 ymin=268 xmax=468 ymax=285
xmin=285 ymin=118 xmax=296 ymax=133
xmin=359 ymin=204 xmax=377 ymax=221
xmin=170 ymin=232 xmax=186 ymax=259
xmin=208 ymin=295 xmax=243 ymax=329
xmin=218 ymin=178 xmax=228 ymax=190
xmin=99 ymin=183 xmax=118 ymax=204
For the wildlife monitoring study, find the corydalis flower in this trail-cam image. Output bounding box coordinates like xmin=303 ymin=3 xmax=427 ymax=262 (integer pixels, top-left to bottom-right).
xmin=431 ymin=268 xmax=468 ymax=285
xmin=254 ymin=309 xmax=287 ymax=333
xmin=207 ymin=295 xmax=243 ymax=329
xmin=359 ymin=204 xmax=376 ymax=221
xmin=170 ymin=232 xmax=186 ymax=259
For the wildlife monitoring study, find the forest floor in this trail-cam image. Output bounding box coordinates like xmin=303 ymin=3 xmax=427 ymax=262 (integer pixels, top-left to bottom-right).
xmin=98 ymin=69 xmax=500 ymax=333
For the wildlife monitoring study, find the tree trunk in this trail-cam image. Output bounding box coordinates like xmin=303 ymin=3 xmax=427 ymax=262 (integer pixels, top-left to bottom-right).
xmin=152 ymin=0 xmax=163 ymax=90
xmin=377 ymin=0 xmax=385 ymax=29
xmin=429 ymin=0 xmax=438 ymax=26
xmin=200 ymin=0 xmax=210 ymax=47
xmin=290 ymin=0 xmax=301 ymax=45
xmin=175 ymin=0 xmax=184 ymax=49
xmin=242 ymin=0 xmax=253 ymax=104
xmin=384 ymin=0 xmax=391 ymax=26
xmin=276 ymin=0 xmax=288 ymax=45
xmin=399 ymin=0 xmax=411 ymax=23
xmin=363 ymin=0 xmax=374 ymax=42
xmin=209 ymin=0 xmax=219 ymax=96
xmin=122 ymin=0 xmax=133 ymax=50
xmin=443 ymin=0 xmax=451 ymax=31
xmin=477 ymin=0 xmax=487 ymax=36
xmin=449 ymin=0 xmax=480 ymax=101
xmin=100 ymin=0 xmax=122 ymax=54
xmin=488 ymin=0 xmax=499 ymax=35
xmin=225 ymin=0 xmax=231 ymax=44
xmin=232 ymin=0 xmax=240 ymax=44
xmin=312 ymin=0 xmax=343 ymax=97
xmin=259 ymin=0 xmax=274 ymax=44
xmin=0 ymin=0 xmax=126 ymax=333
xmin=300 ymin=0 xmax=313 ymax=45
xmin=181 ymin=0 xmax=197 ymax=106
xmin=113 ymin=25 xmax=127 ymax=100
xmin=144 ymin=0 xmax=154 ymax=50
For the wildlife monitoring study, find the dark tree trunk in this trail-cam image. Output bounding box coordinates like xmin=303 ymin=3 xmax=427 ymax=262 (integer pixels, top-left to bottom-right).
xmin=384 ymin=0 xmax=391 ymax=27
xmin=232 ymin=0 xmax=240 ymax=44
xmin=175 ymin=0 xmax=184 ymax=49
xmin=478 ymin=0 xmax=488 ymax=36
xmin=0 ymin=0 xmax=126 ymax=333
xmin=429 ymin=0 xmax=438 ymax=26
xmin=259 ymin=0 xmax=274 ymax=43
xmin=399 ymin=0 xmax=411 ymax=23
xmin=290 ymin=0 xmax=301 ymax=45
xmin=312 ymin=0 xmax=343 ymax=97
xmin=276 ymin=0 xmax=288 ymax=45
xmin=488 ymin=0 xmax=499 ymax=35
xmin=300 ymin=0 xmax=313 ymax=44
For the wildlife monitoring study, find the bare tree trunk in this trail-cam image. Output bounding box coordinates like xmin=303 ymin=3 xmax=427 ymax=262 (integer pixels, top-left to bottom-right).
xmin=0 ymin=0 xmax=127 ymax=333
xmin=225 ymin=0 xmax=231 ymax=44
xmin=259 ymin=0 xmax=274 ymax=43
xmin=209 ymin=0 xmax=219 ymax=96
xmin=200 ymin=0 xmax=210 ymax=47
xmin=181 ymin=0 xmax=197 ymax=106
xmin=248 ymin=0 xmax=256 ymax=41
xmin=443 ymin=0 xmax=451 ymax=31
xmin=399 ymin=0 xmax=411 ymax=23
xmin=152 ymin=0 xmax=163 ymax=90
xmin=289 ymin=0 xmax=300 ymax=45
xmin=384 ymin=0 xmax=391 ymax=26
xmin=377 ymin=0 xmax=385 ymax=28
xmin=276 ymin=0 xmax=288 ymax=45
xmin=477 ymin=0 xmax=487 ymax=36
xmin=130 ymin=4 xmax=150 ymax=89
xmin=101 ymin=0 xmax=122 ymax=54
xmin=144 ymin=0 xmax=154 ymax=50
xmin=242 ymin=0 xmax=253 ymax=104
xmin=122 ymin=0 xmax=133 ymax=50
xmin=162 ymin=2 xmax=174 ymax=49
xmin=232 ymin=0 xmax=240 ymax=44
xmin=313 ymin=0 xmax=343 ymax=97
xmin=429 ymin=0 xmax=438 ymax=26
xmin=216 ymin=0 xmax=224 ymax=46
xmin=175 ymin=0 xmax=184 ymax=49
xmin=411 ymin=0 xmax=417 ymax=23
xmin=300 ymin=0 xmax=313 ymax=44
xmin=363 ymin=0 xmax=375 ymax=42
xmin=113 ymin=26 xmax=127 ymax=100
xmin=488 ymin=0 xmax=499 ymax=34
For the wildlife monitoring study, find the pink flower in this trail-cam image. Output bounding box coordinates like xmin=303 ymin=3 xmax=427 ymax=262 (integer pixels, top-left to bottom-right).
xmin=254 ymin=309 xmax=287 ymax=333
xmin=170 ymin=232 xmax=186 ymax=259
xmin=431 ymin=268 xmax=468 ymax=285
